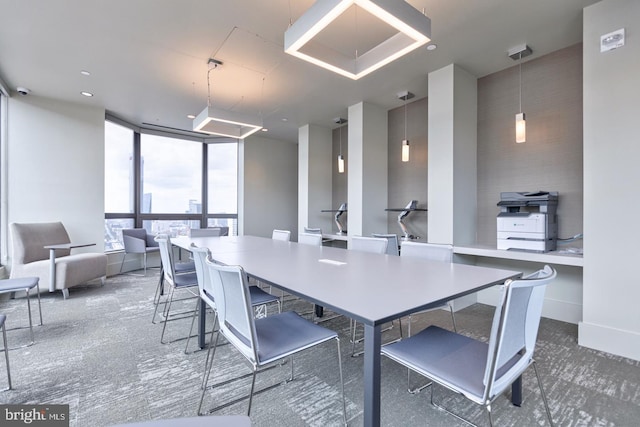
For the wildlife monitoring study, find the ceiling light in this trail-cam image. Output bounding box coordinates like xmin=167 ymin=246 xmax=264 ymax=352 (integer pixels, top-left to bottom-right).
xmin=398 ymin=90 xmax=414 ymax=162
xmin=80 ymin=70 xmax=91 ymax=76
xmin=285 ymin=0 xmax=431 ymax=80
xmin=334 ymin=117 xmax=347 ymax=173
xmin=192 ymin=58 xmax=263 ymax=139
xmin=426 ymin=44 xmax=437 ymax=51
xmin=186 ymin=114 xmax=196 ymax=119
xmin=509 ymin=44 xmax=532 ymax=143
xmin=81 ymin=91 xmax=93 ymax=97
xmin=261 ymin=128 xmax=268 ymax=132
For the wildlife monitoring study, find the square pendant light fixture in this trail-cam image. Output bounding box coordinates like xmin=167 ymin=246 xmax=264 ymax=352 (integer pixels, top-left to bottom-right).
xmin=285 ymin=0 xmax=431 ymax=80
xmin=192 ymin=58 xmax=263 ymax=139
xmin=193 ymin=106 xmax=263 ymax=139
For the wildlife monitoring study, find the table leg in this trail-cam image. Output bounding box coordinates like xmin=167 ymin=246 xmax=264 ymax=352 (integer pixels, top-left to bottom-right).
xmin=198 ymin=299 xmax=207 ymax=349
xmin=363 ymin=323 xmax=382 ymax=427
xmin=48 ymin=249 xmax=56 ymax=293
xmin=512 ymin=375 xmax=522 ymax=406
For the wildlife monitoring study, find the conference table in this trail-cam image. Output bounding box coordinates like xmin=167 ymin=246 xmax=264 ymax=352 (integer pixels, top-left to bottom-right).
xmin=173 ymin=235 xmax=521 ymax=427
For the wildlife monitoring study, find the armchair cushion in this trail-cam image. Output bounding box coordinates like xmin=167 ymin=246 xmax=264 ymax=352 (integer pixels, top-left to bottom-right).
xmin=9 ymin=222 xmax=107 ymax=294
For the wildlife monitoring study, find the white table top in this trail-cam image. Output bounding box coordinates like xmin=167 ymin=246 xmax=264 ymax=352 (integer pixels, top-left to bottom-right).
xmin=176 ymin=235 xmax=520 ymax=326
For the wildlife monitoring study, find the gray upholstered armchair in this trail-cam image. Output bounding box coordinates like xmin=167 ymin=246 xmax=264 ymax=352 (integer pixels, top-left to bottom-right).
xmin=9 ymin=222 xmax=107 ymax=299
xmin=119 ymin=228 xmax=160 ymax=275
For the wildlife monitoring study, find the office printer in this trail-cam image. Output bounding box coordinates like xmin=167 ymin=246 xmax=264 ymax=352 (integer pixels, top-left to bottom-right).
xmin=497 ymin=191 xmax=558 ymax=253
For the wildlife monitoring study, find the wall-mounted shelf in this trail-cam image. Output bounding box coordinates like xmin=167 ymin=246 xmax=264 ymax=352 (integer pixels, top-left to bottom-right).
xmin=453 ymin=244 xmax=583 ymax=267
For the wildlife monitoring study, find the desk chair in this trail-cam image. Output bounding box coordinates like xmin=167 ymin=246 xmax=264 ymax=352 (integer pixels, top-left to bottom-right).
xmin=372 ymin=233 xmax=400 ymax=256
xmin=185 ymin=245 xmax=281 ymax=354
xmin=154 ymin=235 xmax=199 ymax=344
xmin=382 ymin=266 xmax=557 ymax=427
xmin=0 ymin=314 xmax=11 ymax=390
xmin=400 ymin=241 xmax=457 ymax=392
xmin=348 ymin=236 xmax=401 ymax=356
xmin=0 ymin=277 xmax=42 ymax=348
xmin=198 ymin=260 xmax=346 ymax=424
xmin=303 ymin=227 xmax=322 ymax=235
xmin=271 ymin=229 xmax=291 ymax=241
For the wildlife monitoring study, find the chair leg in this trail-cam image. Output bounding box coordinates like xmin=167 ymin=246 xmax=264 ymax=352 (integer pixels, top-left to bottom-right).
xmin=407 ymin=368 xmax=432 ymax=394
xmin=119 ymin=253 xmax=127 ymax=274
xmin=62 ymin=289 xmax=69 ymax=299
xmin=184 ymin=298 xmax=201 ymax=354
xmin=1 ymin=322 xmax=11 ymax=390
xmin=198 ymin=331 xmax=220 ymax=415
xmin=430 ymin=384 xmax=479 ymax=427
xmin=25 ymin=289 xmax=34 ymax=345
xmin=35 ymin=285 xmax=43 ymax=326
xmin=533 ymin=361 xmax=555 ymax=427
xmin=449 ymin=303 xmax=458 ymax=332
xmin=486 ymin=404 xmax=494 ymax=427
xmin=246 ymin=367 xmax=258 ymax=416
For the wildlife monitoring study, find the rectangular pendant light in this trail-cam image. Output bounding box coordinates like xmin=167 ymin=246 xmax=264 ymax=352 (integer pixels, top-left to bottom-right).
xmin=285 ymin=0 xmax=431 ymax=80
xmin=193 ymin=106 xmax=263 ymax=139
xmin=515 ymin=112 xmax=526 ymax=143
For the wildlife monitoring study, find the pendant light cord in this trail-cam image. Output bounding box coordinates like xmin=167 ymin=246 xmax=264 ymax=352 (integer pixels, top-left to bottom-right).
xmin=519 ymin=52 xmax=522 ymax=113
xmin=404 ymin=97 xmax=408 ymax=140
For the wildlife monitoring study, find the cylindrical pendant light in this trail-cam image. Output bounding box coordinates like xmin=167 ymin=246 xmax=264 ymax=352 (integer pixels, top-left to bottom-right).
xmin=402 ymin=94 xmax=410 ymax=162
xmin=337 ymin=124 xmax=345 ymax=173
xmin=515 ymin=50 xmax=526 ymax=143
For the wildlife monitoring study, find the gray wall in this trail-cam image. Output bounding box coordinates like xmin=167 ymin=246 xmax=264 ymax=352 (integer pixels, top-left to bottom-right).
xmin=239 ymin=135 xmax=298 ymax=239
xmin=477 ymin=43 xmax=584 ymax=246
xmin=387 ymin=97 xmax=428 ymax=240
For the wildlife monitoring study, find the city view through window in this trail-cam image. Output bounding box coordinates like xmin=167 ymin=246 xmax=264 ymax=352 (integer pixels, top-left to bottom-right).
xmin=105 ymin=121 xmax=238 ymax=251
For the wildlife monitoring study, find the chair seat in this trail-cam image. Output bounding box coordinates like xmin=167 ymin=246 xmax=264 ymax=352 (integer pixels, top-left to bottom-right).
xmin=0 ymin=277 xmax=39 ymax=292
xmin=248 ymin=286 xmax=279 ymax=306
xmin=175 ymin=261 xmax=196 ymax=273
xmin=173 ymin=272 xmax=198 ymax=287
xmin=145 ymin=247 xmax=160 ymax=254
xmin=255 ymin=311 xmax=337 ymax=365
xmin=382 ymin=325 xmax=522 ymax=401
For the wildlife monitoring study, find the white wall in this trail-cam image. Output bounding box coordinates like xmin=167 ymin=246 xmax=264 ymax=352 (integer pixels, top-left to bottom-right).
xmin=239 ymin=135 xmax=298 ymax=238
xmin=3 ymin=95 xmax=105 ymax=268
xmin=581 ymin=0 xmax=640 ymax=360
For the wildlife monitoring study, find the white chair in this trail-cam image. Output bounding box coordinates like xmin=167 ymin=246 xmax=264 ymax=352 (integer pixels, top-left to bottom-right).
xmin=349 ymin=235 xmax=388 ymax=254
xmin=298 ymin=232 xmax=323 ymax=246
xmin=303 ymin=227 xmax=322 ymax=235
xmin=185 ymin=245 xmax=281 ymax=354
xmin=382 ymin=266 xmax=557 ymax=427
xmin=372 ymin=233 xmax=400 ymax=256
xmin=154 ymin=235 xmax=199 ymax=344
xmin=0 ymin=277 xmax=42 ymax=348
xmin=271 ymin=229 xmax=291 ymax=241
xmin=348 ymin=236 xmax=401 ymax=356
xmin=198 ymin=260 xmax=346 ymax=423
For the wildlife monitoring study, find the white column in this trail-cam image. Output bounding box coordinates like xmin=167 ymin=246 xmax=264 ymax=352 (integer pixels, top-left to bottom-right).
xmin=347 ymin=102 xmax=388 ymax=237
xmin=298 ymin=124 xmax=333 ymax=237
xmin=428 ymin=64 xmax=477 ymax=246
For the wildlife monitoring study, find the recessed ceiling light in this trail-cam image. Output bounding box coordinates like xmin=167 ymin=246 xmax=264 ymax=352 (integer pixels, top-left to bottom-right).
xmin=81 ymin=91 xmax=93 ymax=97
xmin=426 ymin=44 xmax=437 ymax=51
xmin=261 ymin=128 xmax=268 ymax=132
xmin=187 ymin=114 xmax=196 ymax=119
xmin=282 ymin=118 xmax=288 ymax=122
xmin=80 ymin=70 xmax=91 ymax=76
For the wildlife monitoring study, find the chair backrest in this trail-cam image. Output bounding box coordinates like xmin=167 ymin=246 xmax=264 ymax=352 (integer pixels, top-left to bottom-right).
xmin=10 ymin=222 xmax=72 ymax=264
xmin=154 ymin=234 xmax=176 ymax=284
xmin=372 ymin=233 xmax=399 ymax=256
xmin=271 ymin=229 xmax=291 ymax=241
xmin=304 ymin=227 xmax=322 ymax=235
xmin=122 ymin=228 xmax=149 ymax=253
xmin=205 ymin=260 xmax=258 ymax=364
xmin=189 ymin=244 xmax=215 ymax=308
xmin=400 ymin=241 xmax=453 ymax=263
xmin=349 ymin=236 xmax=388 ymax=254
xmin=298 ymin=232 xmax=323 ymax=246
xmin=483 ymin=265 xmax=557 ymax=401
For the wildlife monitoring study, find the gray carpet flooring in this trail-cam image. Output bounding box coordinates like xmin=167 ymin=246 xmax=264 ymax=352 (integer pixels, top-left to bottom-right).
xmin=0 ymin=271 xmax=638 ymax=426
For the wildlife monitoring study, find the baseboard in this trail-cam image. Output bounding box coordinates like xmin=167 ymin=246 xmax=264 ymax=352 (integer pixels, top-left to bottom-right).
xmin=579 ymin=321 xmax=640 ymax=362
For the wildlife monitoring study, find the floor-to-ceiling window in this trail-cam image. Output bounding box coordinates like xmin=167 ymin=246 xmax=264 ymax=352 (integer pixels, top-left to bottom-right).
xmin=104 ymin=119 xmax=238 ymax=251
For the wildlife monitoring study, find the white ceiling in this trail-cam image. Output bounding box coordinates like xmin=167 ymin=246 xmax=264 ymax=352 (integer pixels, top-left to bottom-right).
xmin=0 ymin=0 xmax=598 ymax=143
